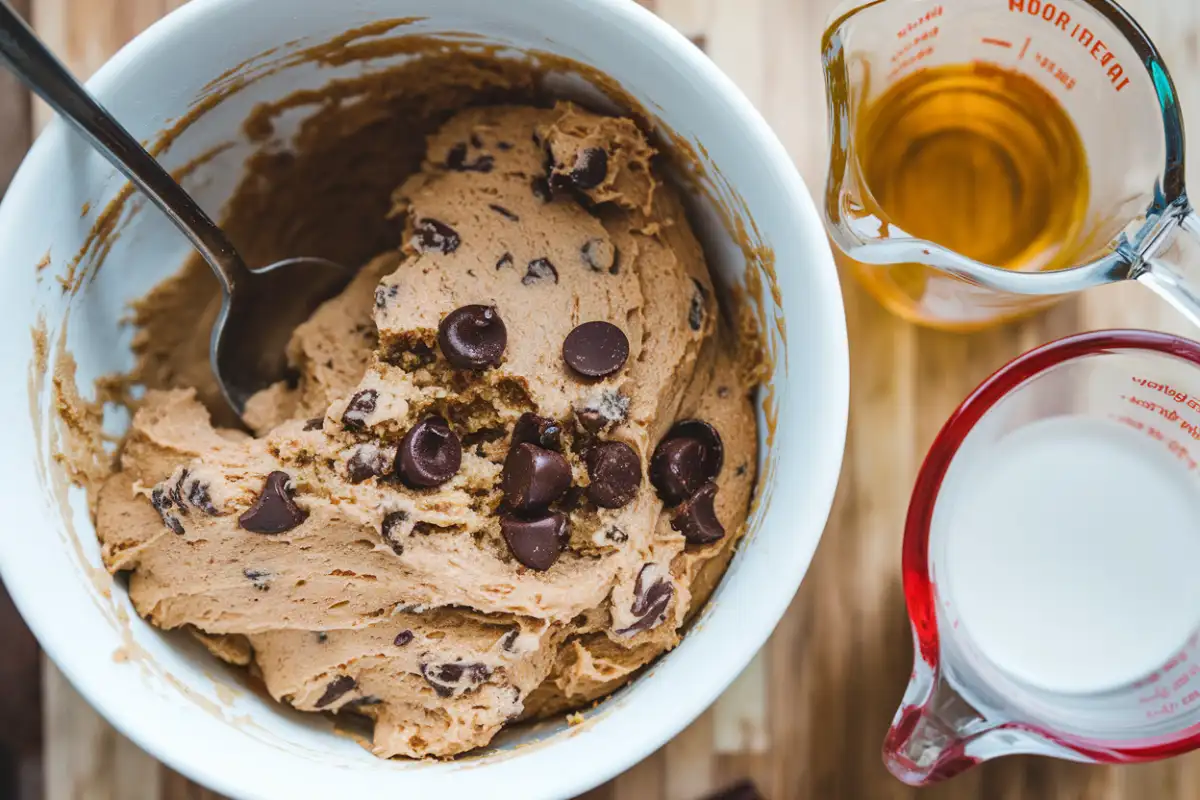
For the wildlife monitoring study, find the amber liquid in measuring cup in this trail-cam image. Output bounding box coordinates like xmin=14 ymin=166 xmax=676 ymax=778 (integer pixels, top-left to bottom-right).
xmin=846 ymin=62 xmax=1090 ymax=330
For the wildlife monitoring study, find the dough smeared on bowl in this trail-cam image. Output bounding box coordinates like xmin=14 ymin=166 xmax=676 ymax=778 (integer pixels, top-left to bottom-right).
xmin=96 ymin=102 xmax=758 ymax=759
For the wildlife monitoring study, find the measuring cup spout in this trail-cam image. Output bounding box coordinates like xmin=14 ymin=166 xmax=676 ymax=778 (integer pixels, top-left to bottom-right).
xmin=883 ymin=668 xmax=991 ymax=785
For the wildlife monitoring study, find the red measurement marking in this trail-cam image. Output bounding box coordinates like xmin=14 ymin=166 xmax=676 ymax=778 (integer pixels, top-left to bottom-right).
xmin=1018 ymin=36 xmax=1031 ymax=59
xmin=981 ymin=37 xmax=1012 ymax=47
xmin=1008 ymin=0 xmax=1131 ymax=91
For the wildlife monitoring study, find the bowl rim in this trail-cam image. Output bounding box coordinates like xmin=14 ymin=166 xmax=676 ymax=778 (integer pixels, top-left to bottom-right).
xmin=0 ymin=0 xmax=849 ymax=796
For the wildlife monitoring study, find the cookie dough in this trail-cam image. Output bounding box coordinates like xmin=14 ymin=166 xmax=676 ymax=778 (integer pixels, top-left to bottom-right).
xmin=95 ymin=101 xmax=758 ymax=759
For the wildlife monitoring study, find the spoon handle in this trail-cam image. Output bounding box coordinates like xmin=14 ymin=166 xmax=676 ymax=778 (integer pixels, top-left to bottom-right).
xmin=0 ymin=1 xmax=251 ymax=292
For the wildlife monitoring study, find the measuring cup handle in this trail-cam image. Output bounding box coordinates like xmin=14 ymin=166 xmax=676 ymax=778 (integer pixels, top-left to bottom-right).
xmin=1136 ymin=206 xmax=1200 ymax=327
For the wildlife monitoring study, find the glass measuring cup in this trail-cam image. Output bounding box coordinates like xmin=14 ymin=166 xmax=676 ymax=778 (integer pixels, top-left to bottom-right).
xmin=823 ymin=0 xmax=1200 ymax=331
xmin=889 ymin=330 xmax=1200 ymax=784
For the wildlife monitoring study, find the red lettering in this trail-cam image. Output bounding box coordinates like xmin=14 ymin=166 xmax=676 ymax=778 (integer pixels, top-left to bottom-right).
xmin=1091 ymin=39 xmax=1107 ymax=60
xmin=1079 ymin=27 xmax=1094 ymax=47
xmin=1055 ymin=9 xmax=1070 ymax=30
xmin=1010 ymin=0 xmax=1024 ymax=9
xmin=1042 ymin=3 xmax=1056 ymax=21
xmin=1116 ymin=77 xmax=1131 ymax=91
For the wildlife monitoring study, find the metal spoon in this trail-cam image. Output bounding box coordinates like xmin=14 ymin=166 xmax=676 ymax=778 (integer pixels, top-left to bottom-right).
xmin=0 ymin=2 xmax=352 ymax=422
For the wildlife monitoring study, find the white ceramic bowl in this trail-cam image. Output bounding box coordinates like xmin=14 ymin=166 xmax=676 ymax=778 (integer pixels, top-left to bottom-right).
xmin=0 ymin=0 xmax=847 ymax=797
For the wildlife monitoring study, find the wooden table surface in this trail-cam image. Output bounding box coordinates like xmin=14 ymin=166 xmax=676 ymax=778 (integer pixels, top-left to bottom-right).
xmin=4 ymin=0 xmax=1200 ymax=797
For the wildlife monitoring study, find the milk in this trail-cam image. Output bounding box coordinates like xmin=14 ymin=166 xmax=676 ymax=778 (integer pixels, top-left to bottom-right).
xmin=937 ymin=415 xmax=1200 ymax=695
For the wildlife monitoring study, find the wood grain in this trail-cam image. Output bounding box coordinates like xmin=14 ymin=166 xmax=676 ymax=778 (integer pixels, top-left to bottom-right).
xmin=15 ymin=0 xmax=1200 ymax=798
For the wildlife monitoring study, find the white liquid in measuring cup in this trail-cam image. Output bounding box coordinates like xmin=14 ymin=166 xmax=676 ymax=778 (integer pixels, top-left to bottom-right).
xmin=939 ymin=415 xmax=1200 ymax=695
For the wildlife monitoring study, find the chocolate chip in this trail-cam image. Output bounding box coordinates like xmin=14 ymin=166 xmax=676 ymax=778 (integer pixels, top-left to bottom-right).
xmin=496 ymin=252 xmax=513 ymax=270
xmin=347 ymin=445 xmax=391 ymax=484
xmin=397 ymin=417 xmax=462 ymax=488
xmin=488 ymin=203 xmax=519 ymax=221
xmin=570 ymin=147 xmax=608 ymax=189
xmin=605 ymin=526 xmax=628 ymax=543
xmin=581 ymin=237 xmax=616 ymax=272
xmin=665 ymin=419 xmax=724 ymax=479
xmin=531 ymin=176 xmax=552 ymax=202
xmin=563 ymin=321 xmax=629 ymax=378
xmin=438 ymin=305 xmax=506 ymax=369
xmin=650 ymin=437 xmax=708 ymax=506
xmin=341 ymin=389 xmax=378 ymax=431
xmin=689 ymin=278 xmax=708 ymax=331
xmin=420 ymin=661 xmax=490 ymax=697
xmin=150 ymin=487 xmax=185 ymax=534
xmin=502 ymin=443 xmax=572 ymax=511
xmin=501 ymin=511 xmax=569 ymax=571
xmin=512 ymin=412 xmax=562 ymax=451
xmin=238 ymin=471 xmax=308 ymax=534
xmin=243 ymin=568 xmax=271 ymax=590
xmin=736 ymin=463 xmax=747 ymax=477
xmin=314 ymin=675 xmax=356 ymax=708
xmin=522 ymin=258 xmax=558 ymax=286
xmin=585 ymin=442 xmax=641 ymax=508
xmin=470 ymin=133 xmax=483 ymax=148
xmin=717 ymin=386 xmax=731 ymax=399
xmin=315 ymin=632 xmax=328 ymax=643
xmin=445 ymin=142 xmax=494 ymax=172
xmin=618 ymin=566 xmax=673 ymax=635
xmin=413 ymin=218 xmax=461 ymax=254
xmin=303 ymin=417 xmax=324 ymax=431
xmin=501 ymin=629 xmax=520 ymax=651
xmin=381 ymin=510 xmax=408 ymax=555
xmin=394 ymin=630 xmax=414 ymax=647
xmin=497 ymin=141 xmax=512 ymax=150
xmin=671 ymin=482 xmax=724 ymax=545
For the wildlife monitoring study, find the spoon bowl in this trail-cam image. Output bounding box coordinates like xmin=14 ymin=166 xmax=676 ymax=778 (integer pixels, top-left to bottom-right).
xmin=0 ymin=1 xmax=352 ymax=422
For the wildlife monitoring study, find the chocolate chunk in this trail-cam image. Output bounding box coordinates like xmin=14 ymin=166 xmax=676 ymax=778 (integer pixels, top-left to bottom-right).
xmin=397 ymin=417 xmax=462 ymax=488
xmin=581 ymin=237 xmax=616 ymax=273
xmin=394 ymin=630 xmax=414 ymax=647
xmin=169 ymin=469 xmax=189 ymax=512
xmin=445 ymin=142 xmax=494 ymax=172
xmin=315 ymin=632 xmax=328 ymax=643
xmin=502 ymin=443 xmax=572 ymax=511
xmin=303 ymin=417 xmax=324 ymax=431
xmin=497 ymin=141 xmax=512 ymax=150
xmin=420 ymin=661 xmax=490 ymax=698
xmin=736 ymin=463 xmax=747 ymax=477
xmin=488 ymin=203 xmax=519 ymax=221
xmin=531 ymin=176 xmax=552 ymax=202
xmin=585 ymin=441 xmax=642 ymax=508
xmin=501 ymin=629 xmax=520 ymax=651
xmin=563 ymin=321 xmax=629 ymax=378
xmin=665 ymin=419 xmax=724 ymax=479
xmin=619 ymin=566 xmax=673 ymax=635
xmin=438 ymin=305 xmax=507 ymax=369
xmin=314 ymin=675 xmax=356 ymax=708
xmin=187 ymin=480 xmax=218 ymax=515
xmin=511 ymin=412 xmax=562 ymax=451
xmin=501 ymin=511 xmax=569 ymax=571
xmin=150 ymin=487 xmax=185 ymax=534
xmin=469 ymin=133 xmax=483 ymax=148
xmin=570 ymin=147 xmax=608 ymax=189
xmin=523 ymin=258 xmax=558 ymax=286
xmin=671 ymin=482 xmax=724 ymax=545
xmin=238 ymin=471 xmax=308 ymax=534
xmin=702 ymin=780 xmax=764 ymax=800
xmin=576 ymin=408 xmax=607 ymax=434
xmin=689 ymin=278 xmax=708 ymax=331
xmin=650 ymin=437 xmax=708 ymax=506
xmin=243 ymin=568 xmax=271 ymax=590
xmin=604 ymin=526 xmax=628 ymax=544
xmin=341 ymin=389 xmax=378 ymax=431
xmin=413 ymin=218 xmax=461 ymax=254
xmin=347 ymin=445 xmax=391 ymax=484
xmin=496 ymin=252 xmax=514 ymax=270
